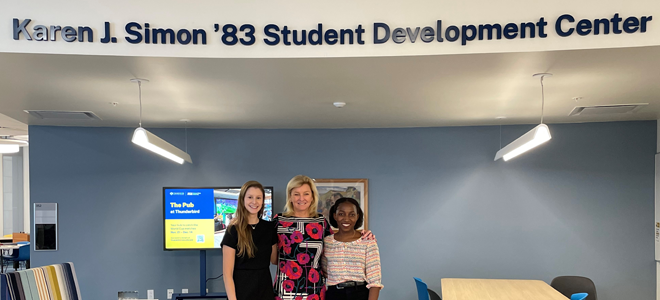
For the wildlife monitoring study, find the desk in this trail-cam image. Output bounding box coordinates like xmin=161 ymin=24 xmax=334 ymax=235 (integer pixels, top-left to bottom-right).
xmin=441 ymin=278 xmax=568 ymax=300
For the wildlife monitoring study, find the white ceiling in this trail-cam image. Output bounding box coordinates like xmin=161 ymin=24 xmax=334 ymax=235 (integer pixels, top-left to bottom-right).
xmin=0 ymin=45 xmax=659 ymax=132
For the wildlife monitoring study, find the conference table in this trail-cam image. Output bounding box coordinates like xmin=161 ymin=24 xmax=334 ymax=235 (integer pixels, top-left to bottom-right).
xmin=441 ymin=278 xmax=569 ymax=300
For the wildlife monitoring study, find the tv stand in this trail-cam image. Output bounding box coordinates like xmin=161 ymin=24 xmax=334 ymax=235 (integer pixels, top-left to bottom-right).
xmin=172 ymin=250 xmax=227 ymax=300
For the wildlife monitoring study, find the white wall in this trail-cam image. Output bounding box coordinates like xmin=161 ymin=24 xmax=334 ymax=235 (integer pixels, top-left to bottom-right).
xmin=2 ymin=0 xmax=660 ymax=58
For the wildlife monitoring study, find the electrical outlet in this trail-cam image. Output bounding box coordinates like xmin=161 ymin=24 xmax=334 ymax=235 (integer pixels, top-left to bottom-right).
xmin=206 ymin=289 xmax=209 ymax=293
xmin=182 ymin=289 xmax=188 ymax=294
xmin=147 ymin=290 xmax=154 ymax=299
xmin=167 ymin=289 xmax=174 ymax=299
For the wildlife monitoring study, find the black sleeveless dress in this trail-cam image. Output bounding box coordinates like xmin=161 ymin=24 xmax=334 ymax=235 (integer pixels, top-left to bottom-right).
xmin=221 ymin=219 xmax=278 ymax=300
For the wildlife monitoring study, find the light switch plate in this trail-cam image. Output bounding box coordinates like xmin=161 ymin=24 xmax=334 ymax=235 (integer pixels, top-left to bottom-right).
xmin=147 ymin=290 xmax=154 ymax=299
xmin=167 ymin=289 xmax=173 ymax=300
xmin=182 ymin=289 xmax=188 ymax=294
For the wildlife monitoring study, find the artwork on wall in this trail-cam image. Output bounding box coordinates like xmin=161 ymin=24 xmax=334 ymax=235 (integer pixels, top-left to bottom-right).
xmin=314 ymin=178 xmax=369 ymax=231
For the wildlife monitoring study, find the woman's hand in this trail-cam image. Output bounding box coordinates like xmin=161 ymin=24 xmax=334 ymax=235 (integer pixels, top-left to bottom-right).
xmin=361 ymin=230 xmax=376 ymax=241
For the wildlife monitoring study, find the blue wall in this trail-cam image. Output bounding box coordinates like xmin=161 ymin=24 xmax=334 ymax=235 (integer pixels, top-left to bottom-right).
xmin=29 ymin=121 xmax=655 ymax=300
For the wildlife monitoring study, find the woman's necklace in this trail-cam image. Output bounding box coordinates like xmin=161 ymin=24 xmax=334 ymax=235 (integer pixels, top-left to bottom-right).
xmin=249 ymin=216 xmax=259 ymax=229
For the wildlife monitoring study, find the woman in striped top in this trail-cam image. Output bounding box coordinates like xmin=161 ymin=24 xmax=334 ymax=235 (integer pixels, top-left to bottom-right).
xmin=322 ymin=198 xmax=383 ymax=300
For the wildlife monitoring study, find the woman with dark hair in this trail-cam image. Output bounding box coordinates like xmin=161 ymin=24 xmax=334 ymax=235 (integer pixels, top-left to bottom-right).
xmin=322 ymin=198 xmax=383 ymax=300
xmin=273 ymin=175 xmax=376 ymax=300
xmin=222 ymin=181 xmax=278 ymax=300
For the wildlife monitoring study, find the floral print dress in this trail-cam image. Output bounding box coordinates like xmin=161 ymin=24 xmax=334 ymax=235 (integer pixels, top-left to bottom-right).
xmin=274 ymin=214 xmax=333 ymax=300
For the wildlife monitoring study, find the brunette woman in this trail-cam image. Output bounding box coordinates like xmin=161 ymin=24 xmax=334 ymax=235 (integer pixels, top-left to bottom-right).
xmin=222 ymin=181 xmax=278 ymax=300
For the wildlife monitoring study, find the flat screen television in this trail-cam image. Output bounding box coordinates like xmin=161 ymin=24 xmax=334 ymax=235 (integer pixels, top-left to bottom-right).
xmin=163 ymin=186 xmax=273 ymax=250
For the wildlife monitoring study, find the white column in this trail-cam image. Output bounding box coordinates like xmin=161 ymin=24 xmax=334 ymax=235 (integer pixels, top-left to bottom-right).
xmin=22 ymin=146 xmax=29 ymax=234
xmin=0 ymin=154 xmax=3 ymax=235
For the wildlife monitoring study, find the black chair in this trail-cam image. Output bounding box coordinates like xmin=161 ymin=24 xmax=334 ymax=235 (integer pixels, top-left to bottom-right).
xmin=427 ymin=288 xmax=442 ymax=300
xmin=550 ymin=276 xmax=597 ymax=300
xmin=414 ymin=277 xmax=442 ymax=300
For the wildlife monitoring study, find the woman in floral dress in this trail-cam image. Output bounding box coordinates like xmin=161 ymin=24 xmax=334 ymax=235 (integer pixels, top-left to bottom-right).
xmin=273 ymin=175 xmax=332 ymax=300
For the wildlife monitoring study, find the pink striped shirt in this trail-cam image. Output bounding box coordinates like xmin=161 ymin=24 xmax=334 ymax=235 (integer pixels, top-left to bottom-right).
xmin=322 ymin=235 xmax=383 ymax=289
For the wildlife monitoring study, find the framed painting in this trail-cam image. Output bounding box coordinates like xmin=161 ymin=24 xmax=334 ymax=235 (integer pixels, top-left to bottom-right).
xmin=314 ymin=178 xmax=369 ymax=231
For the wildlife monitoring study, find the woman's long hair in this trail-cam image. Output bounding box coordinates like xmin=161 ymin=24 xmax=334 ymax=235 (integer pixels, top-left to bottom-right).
xmin=228 ymin=180 xmax=265 ymax=258
xmin=283 ymin=175 xmax=319 ymax=218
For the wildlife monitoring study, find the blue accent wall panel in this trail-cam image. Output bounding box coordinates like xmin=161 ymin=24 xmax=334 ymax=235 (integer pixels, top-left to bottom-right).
xmin=28 ymin=121 xmax=655 ymax=300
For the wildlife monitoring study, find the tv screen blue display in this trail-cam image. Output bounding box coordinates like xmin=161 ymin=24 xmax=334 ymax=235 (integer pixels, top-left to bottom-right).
xmin=163 ymin=186 xmax=273 ymax=250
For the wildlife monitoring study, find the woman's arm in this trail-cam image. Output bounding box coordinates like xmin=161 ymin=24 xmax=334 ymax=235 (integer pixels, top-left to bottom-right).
xmin=222 ymin=246 xmax=238 ymax=300
xmin=321 ymin=247 xmax=328 ymax=278
xmin=368 ymin=287 xmax=381 ymax=300
xmin=364 ymin=240 xmax=383 ymax=300
xmin=271 ymin=219 xmax=279 ymax=265
xmin=270 ymin=244 xmax=278 ymax=265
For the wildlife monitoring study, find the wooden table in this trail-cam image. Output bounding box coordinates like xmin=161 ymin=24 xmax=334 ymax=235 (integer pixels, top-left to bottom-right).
xmin=441 ymin=278 xmax=569 ymax=300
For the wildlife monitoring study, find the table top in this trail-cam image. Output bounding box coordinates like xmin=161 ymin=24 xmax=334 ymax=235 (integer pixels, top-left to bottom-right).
xmin=441 ymin=278 xmax=569 ymax=300
xmin=0 ymin=244 xmax=24 ymax=250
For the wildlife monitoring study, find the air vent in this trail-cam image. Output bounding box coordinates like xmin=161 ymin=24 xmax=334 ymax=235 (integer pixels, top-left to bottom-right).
xmin=568 ymin=103 xmax=648 ymax=116
xmin=24 ymin=110 xmax=101 ymax=120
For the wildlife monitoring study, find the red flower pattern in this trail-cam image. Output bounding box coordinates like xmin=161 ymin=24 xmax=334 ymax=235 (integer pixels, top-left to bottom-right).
xmin=305 ymin=223 xmax=323 ymax=240
xmin=291 ymin=230 xmax=304 ymax=243
xmin=286 ymin=261 xmax=303 ymax=279
xmin=280 ymin=221 xmax=294 ymax=227
xmin=279 ymin=261 xmax=288 ymax=273
xmin=306 ymin=294 xmax=320 ymax=300
xmin=297 ymin=253 xmax=310 ymax=264
xmin=279 ymin=234 xmax=291 ymax=247
xmin=283 ymin=280 xmax=295 ymax=292
xmin=308 ymin=268 xmax=319 ymax=283
xmin=275 ymin=216 xmax=329 ymax=299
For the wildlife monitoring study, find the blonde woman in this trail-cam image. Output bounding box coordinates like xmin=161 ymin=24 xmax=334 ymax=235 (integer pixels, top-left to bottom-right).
xmin=273 ymin=175 xmax=374 ymax=300
xmin=222 ymin=181 xmax=278 ymax=300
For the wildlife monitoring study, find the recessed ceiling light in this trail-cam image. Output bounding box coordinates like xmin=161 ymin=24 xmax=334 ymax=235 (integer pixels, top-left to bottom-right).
xmin=333 ymin=102 xmax=346 ymax=108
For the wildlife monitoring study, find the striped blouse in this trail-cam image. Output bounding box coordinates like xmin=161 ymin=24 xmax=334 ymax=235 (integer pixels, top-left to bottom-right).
xmin=321 ymin=234 xmax=383 ymax=289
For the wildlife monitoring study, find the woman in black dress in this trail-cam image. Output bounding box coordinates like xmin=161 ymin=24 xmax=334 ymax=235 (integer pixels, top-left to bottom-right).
xmin=222 ymin=181 xmax=278 ymax=300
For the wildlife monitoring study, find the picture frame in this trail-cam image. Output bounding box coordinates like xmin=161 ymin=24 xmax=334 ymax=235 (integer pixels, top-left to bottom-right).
xmin=314 ymin=178 xmax=369 ymax=231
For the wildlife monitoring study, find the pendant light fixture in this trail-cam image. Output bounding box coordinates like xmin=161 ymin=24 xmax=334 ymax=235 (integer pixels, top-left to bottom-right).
xmin=494 ymin=73 xmax=552 ymax=161
xmin=0 ymin=136 xmax=28 ymax=154
xmin=130 ymin=78 xmax=192 ymax=164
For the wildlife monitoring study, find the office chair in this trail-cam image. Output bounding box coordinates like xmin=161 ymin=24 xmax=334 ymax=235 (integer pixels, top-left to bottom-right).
xmin=550 ymin=276 xmax=597 ymax=300
xmin=414 ymin=277 xmax=442 ymax=300
xmin=571 ymin=293 xmax=588 ymax=300
xmin=2 ymin=243 xmax=30 ymax=271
